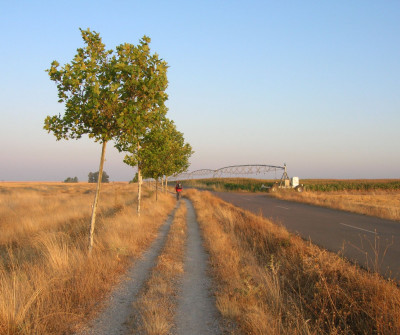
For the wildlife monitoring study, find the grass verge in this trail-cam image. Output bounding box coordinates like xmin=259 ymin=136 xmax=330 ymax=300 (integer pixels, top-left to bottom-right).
xmin=186 ymin=189 xmax=400 ymax=335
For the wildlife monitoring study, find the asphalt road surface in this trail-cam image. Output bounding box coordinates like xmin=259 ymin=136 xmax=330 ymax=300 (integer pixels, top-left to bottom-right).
xmin=213 ymin=191 xmax=400 ymax=281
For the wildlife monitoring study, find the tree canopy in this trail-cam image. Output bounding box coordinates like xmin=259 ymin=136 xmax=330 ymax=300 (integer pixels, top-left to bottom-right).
xmin=113 ymin=36 xmax=169 ymax=153
xmin=88 ymin=171 xmax=110 ymax=183
xmin=44 ymin=28 xmax=119 ymax=142
xmin=141 ymin=118 xmax=193 ymax=181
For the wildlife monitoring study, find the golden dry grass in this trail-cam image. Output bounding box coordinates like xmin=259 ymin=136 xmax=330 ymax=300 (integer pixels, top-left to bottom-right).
xmin=271 ymin=189 xmax=400 ymax=221
xmin=131 ymin=201 xmax=187 ymax=335
xmin=186 ymin=189 xmax=400 ymax=335
xmin=0 ymin=182 xmax=175 ymax=335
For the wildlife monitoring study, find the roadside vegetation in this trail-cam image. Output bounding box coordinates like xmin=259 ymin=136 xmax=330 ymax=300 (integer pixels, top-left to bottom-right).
xmin=186 ymin=189 xmax=400 ymax=334
xmin=0 ymin=182 xmax=175 ymax=335
xmin=131 ymin=201 xmax=187 ymax=334
xmin=184 ymin=178 xmax=400 ymax=221
xmin=271 ymin=189 xmax=400 ymax=221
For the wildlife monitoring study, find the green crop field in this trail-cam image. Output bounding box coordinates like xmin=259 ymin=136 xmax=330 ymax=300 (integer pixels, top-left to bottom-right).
xmin=182 ymin=178 xmax=400 ymax=193
xmin=301 ymin=179 xmax=400 ymax=191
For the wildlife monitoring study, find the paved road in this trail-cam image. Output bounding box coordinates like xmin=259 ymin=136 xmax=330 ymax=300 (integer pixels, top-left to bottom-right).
xmin=213 ymin=191 xmax=400 ymax=281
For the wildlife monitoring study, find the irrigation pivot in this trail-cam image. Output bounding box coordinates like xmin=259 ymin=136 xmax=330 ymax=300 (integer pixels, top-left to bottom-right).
xmin=213 ymin=164 xmax=284 ymax=178
xmin=171 ymin=164 xmax=304 ymax=192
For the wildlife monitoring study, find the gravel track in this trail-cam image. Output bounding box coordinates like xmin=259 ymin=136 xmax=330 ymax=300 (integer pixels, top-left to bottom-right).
xmin=76 ymin=205 xmax=178 ymax=335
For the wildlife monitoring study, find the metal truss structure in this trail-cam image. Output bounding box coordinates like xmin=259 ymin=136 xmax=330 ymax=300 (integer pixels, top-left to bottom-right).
xmin=173 ymin=169 xmax=215 ymax=180
xmin=170 ymin=164 xmax=287 ymax=181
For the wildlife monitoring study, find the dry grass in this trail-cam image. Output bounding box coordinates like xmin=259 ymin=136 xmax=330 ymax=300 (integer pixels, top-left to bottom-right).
xmin=186 ymin=189 xmax=400 ymax=335
xmin=131 ymin=201 xmax=187 ymax=335
xmin=271 ymin=189 xmax=400 ymax=221
xmin=0 ymin=182 xmax=175 ymax=335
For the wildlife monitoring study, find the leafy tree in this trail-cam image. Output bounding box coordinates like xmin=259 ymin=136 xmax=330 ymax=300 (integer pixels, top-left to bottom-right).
xmin=64 ymin=176 xmax=78 ymax=183
xmin=140 ymin=118 xmax=193 ymax=200
xmin=46 ymin=30 xmax=168 ymax=238
xmin=162 ymin=122 xmax=193 ymax=187
xmin=88 ymin=171 xmax=109 ymax=183
xmin=88 ymin=172 xmax=95 ymax=183
xmin=44 ymin=28 xmax=120 ymax=252
xmin=114 ymin=37 xmax=169 ymax=215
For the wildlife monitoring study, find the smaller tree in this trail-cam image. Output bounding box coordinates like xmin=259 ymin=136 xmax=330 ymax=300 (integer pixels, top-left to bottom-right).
xmin=140 ymin=118 xmax=193 ymax=200
xmin=88 ymin=171 xmax=110 ymax=183
xmin=88 ymin=172 xmax=95 ymax=183
xmin=113 ymin=35 xmax=169 ymax=216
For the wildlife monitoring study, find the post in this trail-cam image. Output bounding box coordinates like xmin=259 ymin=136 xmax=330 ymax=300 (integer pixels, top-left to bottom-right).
xmin=137 ymin=165 xmax=142 ymax=216
xmin=137 ymin=142 xmax=142 ymax=216
xmin=156 ymin=177 xmax=158 ymax=201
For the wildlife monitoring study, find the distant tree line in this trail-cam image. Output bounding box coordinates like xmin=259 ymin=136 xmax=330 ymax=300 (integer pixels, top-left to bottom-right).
xmin=64 ymin=176 xmax=78 ymax=183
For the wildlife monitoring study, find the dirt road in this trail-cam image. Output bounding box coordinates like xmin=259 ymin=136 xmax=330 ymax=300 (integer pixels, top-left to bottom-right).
xmin=76 ymin=199 xmax=221 ymax=335
xmin=176 ymin=199 xmax=220 ymax=335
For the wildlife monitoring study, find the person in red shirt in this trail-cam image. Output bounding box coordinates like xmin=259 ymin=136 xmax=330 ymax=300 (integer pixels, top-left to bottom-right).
xmin=175 ymin=182 xmax=183 ymax=200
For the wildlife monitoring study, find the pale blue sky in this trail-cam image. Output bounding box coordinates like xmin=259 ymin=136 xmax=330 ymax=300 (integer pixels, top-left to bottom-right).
xmin=1 ymin=0 xmax=399 ymax=181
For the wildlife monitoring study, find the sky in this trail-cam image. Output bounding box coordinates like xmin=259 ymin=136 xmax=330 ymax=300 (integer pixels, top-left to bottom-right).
xmin=0 ymin=0 xmax=399 ymax=181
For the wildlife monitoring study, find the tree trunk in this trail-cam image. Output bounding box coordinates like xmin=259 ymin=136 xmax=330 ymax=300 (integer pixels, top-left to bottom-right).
xmin=161 ymin=177 xmax=164 ymax=192
xmin=156 ymin=178 xmax=158 ymax=201
xmin=165 ymin=176 xmax=168 ymax=193
xmin=137 ymin=165 xmax=142 ymax=216
xmin=89 ymin=140 xmax=107 ymax=253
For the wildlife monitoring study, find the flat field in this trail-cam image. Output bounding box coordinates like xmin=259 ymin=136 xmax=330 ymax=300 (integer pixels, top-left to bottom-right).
xmin=2 ymin=182 xmax=400 ymax=335
xmin=0 ymin=182 xmax=175 ymax=335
